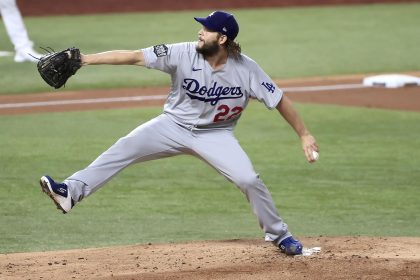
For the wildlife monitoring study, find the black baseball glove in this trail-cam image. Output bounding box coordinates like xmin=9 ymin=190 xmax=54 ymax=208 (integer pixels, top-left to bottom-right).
xmin=37 ymin=47 xmax=82 ymax=89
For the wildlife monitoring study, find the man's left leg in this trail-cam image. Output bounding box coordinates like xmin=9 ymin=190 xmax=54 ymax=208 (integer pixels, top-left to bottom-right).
xmin=190 ymin=129 xmax=301 ymax=254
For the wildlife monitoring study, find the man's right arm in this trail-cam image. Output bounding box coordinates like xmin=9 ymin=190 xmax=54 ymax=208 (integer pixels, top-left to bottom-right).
xmin=81 ymin=50 xmax=145 ymax=66
xmin=276 ymin=95 xmax=319 ymax=163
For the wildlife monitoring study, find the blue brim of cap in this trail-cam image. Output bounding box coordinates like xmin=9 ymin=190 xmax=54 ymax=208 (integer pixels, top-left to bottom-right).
xmin=194 ymin=17 xmax=217 ymax=32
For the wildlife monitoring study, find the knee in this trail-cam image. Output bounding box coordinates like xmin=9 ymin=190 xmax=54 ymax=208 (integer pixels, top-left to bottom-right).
xmin=234 ymin=174 xmax=261 ymax=193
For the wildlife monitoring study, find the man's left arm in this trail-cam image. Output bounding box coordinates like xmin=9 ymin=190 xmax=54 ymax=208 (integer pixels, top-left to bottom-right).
xmin=276 ymin=95 xmax=319 ymax=163
xmin=81 ymin=50 xmax=145 ymax=66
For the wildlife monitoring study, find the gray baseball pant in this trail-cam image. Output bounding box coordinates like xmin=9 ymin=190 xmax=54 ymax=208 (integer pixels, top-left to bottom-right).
xmin=65 ymin=113 xmax=290 ymax=244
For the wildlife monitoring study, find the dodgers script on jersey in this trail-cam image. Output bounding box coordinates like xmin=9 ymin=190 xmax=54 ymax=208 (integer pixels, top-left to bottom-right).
xmin=142 ymin=42 xmax=283 ymax=129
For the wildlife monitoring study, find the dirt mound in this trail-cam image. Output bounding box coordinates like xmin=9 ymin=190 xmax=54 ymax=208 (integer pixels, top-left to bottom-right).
xmin=1 ymin=237 xmax=419 ymax=279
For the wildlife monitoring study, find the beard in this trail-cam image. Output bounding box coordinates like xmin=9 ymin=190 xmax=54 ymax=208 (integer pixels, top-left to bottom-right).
xmin=196 ymin=40 xmax=220 ymax=57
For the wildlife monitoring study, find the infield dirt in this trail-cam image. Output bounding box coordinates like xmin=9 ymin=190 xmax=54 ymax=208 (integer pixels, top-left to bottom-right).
xmin=1 ymin=73 xmax=420 ymax=115
xmin=1 ymin=237 xmax=419 ymax=279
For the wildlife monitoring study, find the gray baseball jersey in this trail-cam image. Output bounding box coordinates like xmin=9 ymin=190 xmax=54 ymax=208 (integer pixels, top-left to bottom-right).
xmin=65 ymin=42 xmax=291 ymax=245
xmin=142 ymin=42 xmax=283 ymax=129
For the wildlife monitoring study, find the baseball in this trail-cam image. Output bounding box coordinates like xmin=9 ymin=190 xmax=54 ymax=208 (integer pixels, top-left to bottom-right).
xmin=312 ymin=150 xmax=319 ymax=161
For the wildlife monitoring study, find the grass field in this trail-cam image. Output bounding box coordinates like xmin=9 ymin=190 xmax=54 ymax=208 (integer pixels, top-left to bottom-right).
xmin=0 ymin=3 xmax=419 ymax=254
xmin=0 ymin=102 xmax=419 ymax=253
xmin=0 ymin=3 xmax=420 ymax=94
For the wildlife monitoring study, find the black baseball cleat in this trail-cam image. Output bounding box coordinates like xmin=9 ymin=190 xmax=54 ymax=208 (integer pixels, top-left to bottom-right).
xmin=279 ymin=236 xmax=303 ymax=255
xmin=39 ymin=175 xmax=74 ymax=214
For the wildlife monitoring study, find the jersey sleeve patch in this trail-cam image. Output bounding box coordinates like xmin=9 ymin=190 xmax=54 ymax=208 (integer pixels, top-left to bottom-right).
xmin=153 ymin=44 xmax=168 ymax=57
xmin=261 ymin=81 xmax=276 ymax=93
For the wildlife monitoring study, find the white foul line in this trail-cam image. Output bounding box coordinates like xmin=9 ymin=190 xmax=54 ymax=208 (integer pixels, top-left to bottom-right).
xmin=0 ymin=51 xmax=13 ymax=57
xmin=0 ymin=95 xmax=168 ymax=109
xmin=0 ymin=83 xmax=366 ymax=110
xmin=282 ymin=83 xmax=365 ymax=92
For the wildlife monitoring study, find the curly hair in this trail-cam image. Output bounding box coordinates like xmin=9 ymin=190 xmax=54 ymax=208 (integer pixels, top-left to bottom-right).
xmin=224 ymin=39 xmax=242 ymax=60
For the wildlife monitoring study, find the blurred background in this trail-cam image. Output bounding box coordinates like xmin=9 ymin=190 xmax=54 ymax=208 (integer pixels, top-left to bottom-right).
xmin=16 ymin=0 xmax=420 ymax=15
xmin=1 ymin=0 xmax=420 ymax=94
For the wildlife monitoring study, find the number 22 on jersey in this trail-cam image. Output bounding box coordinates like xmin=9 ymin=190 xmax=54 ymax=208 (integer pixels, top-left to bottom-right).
xmin=213 ymin=105 xmax=243 ymax=122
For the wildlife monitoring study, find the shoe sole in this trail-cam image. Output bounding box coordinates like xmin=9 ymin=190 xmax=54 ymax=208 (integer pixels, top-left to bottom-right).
xmin=39 ymin=177 xmax=68 ymax=214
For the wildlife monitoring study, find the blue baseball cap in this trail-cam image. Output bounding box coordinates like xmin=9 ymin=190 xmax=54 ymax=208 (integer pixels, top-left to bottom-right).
xmin=194 ymin=11 xmax=239 ymax=40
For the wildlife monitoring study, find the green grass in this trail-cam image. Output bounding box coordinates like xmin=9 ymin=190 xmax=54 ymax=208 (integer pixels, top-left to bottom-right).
xmin=0 ymin=102 xmax=419 ymax=253
xmin=1 ymin=3 xmax=420 ymax=94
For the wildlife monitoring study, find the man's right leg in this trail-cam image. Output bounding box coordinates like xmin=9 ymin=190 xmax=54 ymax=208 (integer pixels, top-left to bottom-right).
xmin=41 ymin=114 xmax=188 ymax=208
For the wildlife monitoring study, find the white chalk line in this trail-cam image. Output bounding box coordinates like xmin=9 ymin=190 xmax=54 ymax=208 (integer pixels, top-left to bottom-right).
xmin=0 ymin=51 xmax=13 ymax=57
xmin=282 ymin=83 xmax=365 ymax=92
xmin=0 ymin=95 xmax=168 ymax=109
xmin=0 ymin=83 xmax=365 ymax=110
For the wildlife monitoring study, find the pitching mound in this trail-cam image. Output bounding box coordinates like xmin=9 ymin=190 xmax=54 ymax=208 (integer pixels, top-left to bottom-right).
xmin=1 ymin=236 xmax=419 ymax=279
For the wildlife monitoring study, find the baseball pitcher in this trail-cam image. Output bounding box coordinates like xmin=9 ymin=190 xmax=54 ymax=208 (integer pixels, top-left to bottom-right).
xmin=38 ymin=11 xmax=319 ymax=256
